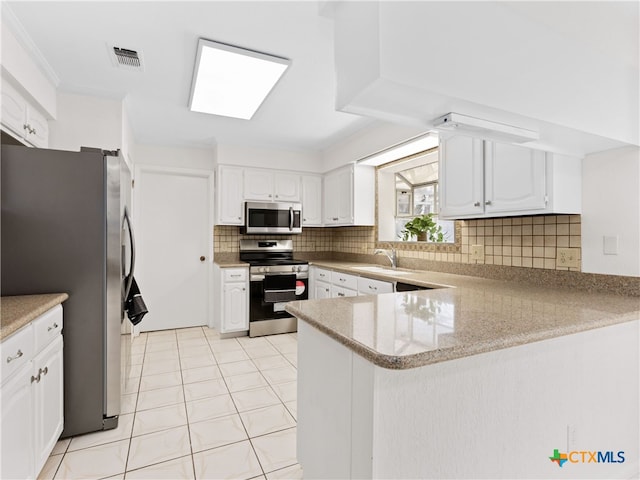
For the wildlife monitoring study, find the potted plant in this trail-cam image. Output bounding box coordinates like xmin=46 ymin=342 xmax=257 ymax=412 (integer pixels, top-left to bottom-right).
xmin=400 ymin=214 xmax=445 ymax=242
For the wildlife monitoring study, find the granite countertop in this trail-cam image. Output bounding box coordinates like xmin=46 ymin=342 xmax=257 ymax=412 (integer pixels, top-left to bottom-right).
xmin=213 ymin=255 xmax=249 ymax=268
xmin=286 ymin=263 xmax=640 ymax=370
xmin=1 ymin=293 xmax=69 ymax=341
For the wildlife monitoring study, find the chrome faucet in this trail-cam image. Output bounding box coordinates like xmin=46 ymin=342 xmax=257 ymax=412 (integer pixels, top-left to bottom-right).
xmin=374 ymin=246 xmax=397 ymax=269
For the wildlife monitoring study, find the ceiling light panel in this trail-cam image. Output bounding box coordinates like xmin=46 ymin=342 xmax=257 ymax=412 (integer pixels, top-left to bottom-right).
xmin=189 ymin=38 xmax=290 ymax=120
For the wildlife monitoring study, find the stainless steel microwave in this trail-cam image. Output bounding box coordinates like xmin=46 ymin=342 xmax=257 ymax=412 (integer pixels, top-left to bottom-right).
xmin=245 ymin=201 xmax=302 ymax=234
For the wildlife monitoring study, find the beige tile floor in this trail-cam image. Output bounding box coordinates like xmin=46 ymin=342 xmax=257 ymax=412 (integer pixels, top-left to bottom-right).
xmin=38 ymin=327 xmax=303 ymax=480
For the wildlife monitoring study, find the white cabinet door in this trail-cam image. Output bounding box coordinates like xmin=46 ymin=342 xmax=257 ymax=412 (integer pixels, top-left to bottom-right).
xmin=217 ymin=166 xmax=244 ymax=225
xmin=223 ymin=283 xmax=248 ymax=332
xmin=323 ymin=170 xmax=340 ymax=225
xmin=302 ymin=175 xmax=322 ymax=226
xmin=336 ymin=168 xmax=354 ymax=224
xmin=439 ymin=135 xmax=485 ymax=218
xmin=25 ymin=107 xmax=49 ymax=148
xmin=32 ymin=335 xmax=64 ymax=475
xmin=314 ymin=280 xmax=332 ymax=299
xmin=0 ymin=81 xmax=27 ymax=139
xmin=1 ymin=362 xmax=33 ymax=480
xmin=244 ymin=170 xmax=275 ymax=201
xmin=484 ymin=142 xmax=547 ymax=214
xmin=274 ymin=173 xmax=301 ymax=202
xmin=323 ymin=166 xmax=353 ymax=225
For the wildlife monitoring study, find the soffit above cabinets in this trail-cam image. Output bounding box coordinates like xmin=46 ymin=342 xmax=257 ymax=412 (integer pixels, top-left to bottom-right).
xmin=330 ymin=1 xmax=639 ymax=157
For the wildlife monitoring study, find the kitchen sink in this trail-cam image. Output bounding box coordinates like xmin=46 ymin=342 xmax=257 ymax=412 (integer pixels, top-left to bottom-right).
xmin=351 ymin=266 xmax=412 ymax=275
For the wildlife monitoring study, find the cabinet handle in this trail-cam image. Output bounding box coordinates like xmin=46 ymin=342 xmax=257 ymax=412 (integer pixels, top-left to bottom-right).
xmin=31 ymin=373 xmax=41 ymax=383
xmin=369 ymin=285 xmax=377 ymax=291
xmin=237 ymin=216 xmax=241 ymax=220
xmin=485 ymin=200 xmax=492 ymax=206
xmin=200 ymin=256 xmax=206 ymax=262
xmin=47 ymin=323 xmax=59 ymax=332
xmin=473 ymin=202 xmax=481 ymax=207
xmin=339 ymin=278 xmax=346 ymax=282
xmin=7 ymin=350 xmax=24 ymax=363
xmin=337 ymin=292 xmax=345 ymax=297
xmin=275 ymin=195 xmax=279 ymax=198
xmin=325 ymin=288 xmax=330 ymax=293
xmin=333 ymin=217 xmax=338 ymax=221
xmin=242 ymin=288 xmax=246 ymax=291
xmin=268 ymin=194 xmax=272 ymax=198
xmin=230 ymin=274 xmax=242 ymax=278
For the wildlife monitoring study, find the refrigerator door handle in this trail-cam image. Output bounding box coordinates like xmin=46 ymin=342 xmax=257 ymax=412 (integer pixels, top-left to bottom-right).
xmin=122 ymin=206 xmax=136 ymax=301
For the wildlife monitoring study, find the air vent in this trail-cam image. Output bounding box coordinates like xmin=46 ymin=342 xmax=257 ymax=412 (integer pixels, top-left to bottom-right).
xmin=114 ymin=47 xmax=140 ymax=67
xmin=107 ymin=43 xmax=144 ymax=71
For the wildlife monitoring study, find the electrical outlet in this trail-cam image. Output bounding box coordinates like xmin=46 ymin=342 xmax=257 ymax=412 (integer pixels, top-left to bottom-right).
xmin=557 ymin=248 xmax=580 ymax=268
xmin=470 ymin=244 xmax=484 ymax=261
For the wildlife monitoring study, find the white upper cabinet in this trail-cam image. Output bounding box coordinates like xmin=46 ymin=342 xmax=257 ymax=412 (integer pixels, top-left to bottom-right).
xmin=244 ymin=169 xmax=274 ymax=201
xmin=216 ymin=166 xmax=244 ymax=225
xmin=244 ymin=169 xmax=301 ymax=202
xmin=439 ymin=135 xmax=485 ymax=218
xmin=323 ymin=164 xmax=375 ymax=226
xmin=273 ymin=172 xmax=301 ymax=202
xmin=1 ymin=80 xmax=49 ymax=148
xmin=301 ymin=175 xmax=322 ymax=226
xmin=484 ymin=142 xmax=546 ymax=215
xmin=439 ymin=135 xmax=581 ymax=219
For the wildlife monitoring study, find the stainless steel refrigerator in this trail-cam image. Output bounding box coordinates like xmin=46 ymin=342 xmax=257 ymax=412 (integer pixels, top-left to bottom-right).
xmin=1 ymin=144 xmax=134 ymax=437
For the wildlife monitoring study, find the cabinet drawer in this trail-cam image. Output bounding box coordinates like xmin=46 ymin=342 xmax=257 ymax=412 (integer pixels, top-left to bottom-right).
xmin=331 ymin=271 xmax=358 ymax=291
xmin=314 ymin=268 xmax=332 ymax=283
xmin=33 ymin=305 xmax=63 ymax=354
xmin=223 ymin=268 xmax=248 ymax=282
xmin=358 ymin=277 xmax=394 ymax=295
xmin=332 ymin=286 xmax=358 ymax=298
xmin=1 ymin=323 xmax=34 ymax=384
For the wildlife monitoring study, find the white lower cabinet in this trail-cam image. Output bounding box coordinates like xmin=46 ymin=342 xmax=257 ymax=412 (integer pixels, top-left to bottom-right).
xmin=33 ymin=335 xmax=64 ymax=473
xmin=213 ymin=265 xmax=249 ymax=334
xmin=1 ymin=361 xmax=33 ymax=479
xmin=309 ymin=266 xmax=392 ymax=299
xmin=1 ymin=304 xmax=64 ymax=480
xmin=357 ymin=276 xmax=393 ymax=296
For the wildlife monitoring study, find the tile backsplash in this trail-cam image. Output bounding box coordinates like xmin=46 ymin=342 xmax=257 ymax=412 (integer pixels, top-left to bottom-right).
xmin=214 ymin=214 xmax=582 ymax=272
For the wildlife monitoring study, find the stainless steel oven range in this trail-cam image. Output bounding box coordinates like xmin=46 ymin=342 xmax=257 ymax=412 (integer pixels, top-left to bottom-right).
xmin=239 ymin=239 xmax=309 ymax=337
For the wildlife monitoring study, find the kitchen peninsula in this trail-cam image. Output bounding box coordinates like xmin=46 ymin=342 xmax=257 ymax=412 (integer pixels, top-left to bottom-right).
xmin=285 ymin=270 xmax=639 ymax=479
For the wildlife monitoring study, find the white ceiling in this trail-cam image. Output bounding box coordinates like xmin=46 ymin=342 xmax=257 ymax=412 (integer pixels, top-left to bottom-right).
xmin=5 ymin=1 xmax=638 ymax=155
xmin=5 ymin=1 xmax=374 ymax=151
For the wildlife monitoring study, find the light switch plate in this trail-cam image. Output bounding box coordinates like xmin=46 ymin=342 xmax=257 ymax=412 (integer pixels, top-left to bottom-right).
xmin=470 ymin=244 xmax=484 ymax=261
xmin=557 ymin=248 xmax=580 ymax=268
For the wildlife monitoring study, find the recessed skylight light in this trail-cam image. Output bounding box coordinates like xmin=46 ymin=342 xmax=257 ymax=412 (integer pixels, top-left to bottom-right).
xmin=188 ymin=38 xmax=290 ymax=120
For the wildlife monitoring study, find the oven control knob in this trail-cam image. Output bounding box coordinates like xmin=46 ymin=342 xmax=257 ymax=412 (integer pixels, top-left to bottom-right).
xmin=265 ymin=267 xmax=270 ymax=273
xmin=291 ymin=266 xmax=297 ymax=272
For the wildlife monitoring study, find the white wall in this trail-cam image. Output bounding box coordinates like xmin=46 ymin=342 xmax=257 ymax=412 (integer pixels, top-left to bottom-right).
xmin=216 ymin=143 xmax=322 ymax=173
xmin=133 ymin=143 xmax=215 ymax=171
xmin=582 ymin=146 xmax=640 ymax=277
xmin=48 ymin=93 xmax=122 ymax=152
xmin=322 ymin=121 xmax=426 ymax=172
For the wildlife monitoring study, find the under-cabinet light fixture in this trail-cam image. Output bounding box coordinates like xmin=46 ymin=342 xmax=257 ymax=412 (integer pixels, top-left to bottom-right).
xmin=357 ymin=133 xmax=439 ymax=167
xmin=188 ymin=38 xmax=290 ymax=120
xmin=433 ymin=112 xmax=539 ymax=143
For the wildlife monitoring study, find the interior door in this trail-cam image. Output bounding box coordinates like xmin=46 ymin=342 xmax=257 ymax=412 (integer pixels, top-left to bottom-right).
xmin=135 ymin=166 xmax=213 ymax=331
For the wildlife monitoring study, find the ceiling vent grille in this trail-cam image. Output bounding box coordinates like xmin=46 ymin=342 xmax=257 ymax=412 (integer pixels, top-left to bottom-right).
xmin=108 ymin=44 xmax=144 ymax=71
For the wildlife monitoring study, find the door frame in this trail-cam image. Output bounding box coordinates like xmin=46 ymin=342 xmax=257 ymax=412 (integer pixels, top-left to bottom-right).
xmin=133 ymin=164 xmax=215 ymax=332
